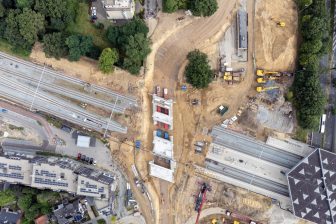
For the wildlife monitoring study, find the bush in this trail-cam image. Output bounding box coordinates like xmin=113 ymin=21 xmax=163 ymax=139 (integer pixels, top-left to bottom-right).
xmin=0 ymin=190 xmax=15 ymax=206
xmin=185 ymin=49 xmax=213 ymax=88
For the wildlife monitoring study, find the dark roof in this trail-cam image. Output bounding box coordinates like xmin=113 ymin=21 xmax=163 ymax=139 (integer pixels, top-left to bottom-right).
xmin=237 ymin=9 xmax=247 ymax=49
xmin=287 ymin=148 xmax=336 ymax=224
xmin=0 ymin=208 xmax=21 ymax=224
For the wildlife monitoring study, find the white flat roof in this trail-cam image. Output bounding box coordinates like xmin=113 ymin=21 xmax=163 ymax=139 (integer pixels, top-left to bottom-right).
xmin=152 ymin=112 xmax=173 ymax=126
xmin=152 ymin=95 xmax=173 ymax=108
xmin=266 ymin=137 xmax=314 ymax=158
xmin=149 ymin=161 xmax=174 ymax=183
xmin=207 ymin=143 xmax=288 ymax=185
xmin=153 ymin=134 xmax=173 ymax=159
xmin=77 ymin=136 xmax=90 ymax=148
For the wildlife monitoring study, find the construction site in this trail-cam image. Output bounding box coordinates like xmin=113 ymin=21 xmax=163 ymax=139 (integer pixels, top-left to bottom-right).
xmin=20 ymin=0 xmax=303 ymax=223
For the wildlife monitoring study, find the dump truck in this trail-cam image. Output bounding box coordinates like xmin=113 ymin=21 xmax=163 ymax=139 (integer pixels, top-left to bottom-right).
xmin=256 ymin=86 xmax=279 ymax=92
xmin=256 ymin=69 xmax=281 ymax=76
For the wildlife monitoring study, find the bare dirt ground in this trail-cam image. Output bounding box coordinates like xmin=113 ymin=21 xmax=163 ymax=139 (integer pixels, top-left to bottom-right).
xmin=0 ymin=121 xmax=42 ymax=144
xmin=255 ymin=0 xmax=298 ymax=72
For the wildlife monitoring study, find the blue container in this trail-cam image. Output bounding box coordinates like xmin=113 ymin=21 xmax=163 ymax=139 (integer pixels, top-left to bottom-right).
xmin=181 ymin=85 xmax=187 ymax=91
xmin=156 ymin=130 xmax=163 ymax=137
xmin=164 ymin=132 xmax=169 ymax=140
xmin=135 ymin=140 xmax=141 ymax=150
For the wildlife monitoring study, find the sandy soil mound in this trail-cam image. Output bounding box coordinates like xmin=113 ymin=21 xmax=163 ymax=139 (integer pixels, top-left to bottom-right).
xmin=255 ymin=0 xmax=298 ymax=71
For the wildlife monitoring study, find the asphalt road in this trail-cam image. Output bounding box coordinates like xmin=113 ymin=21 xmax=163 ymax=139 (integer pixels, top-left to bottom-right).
xmin=211 ymin=126 xmax=303 ymax=169
xmin=205 ymin=160 xmax=289 ymax=197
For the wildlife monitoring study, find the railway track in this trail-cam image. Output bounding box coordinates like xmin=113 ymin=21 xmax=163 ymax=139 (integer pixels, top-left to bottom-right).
xmin=0 ymin=52 xmax=138 ymax=106
xmin=0 ymin=76 xmax=127 ymax=133
xmin=0 ymin=67 xmax=126 ymax=113
xmin=205 ymin=160 xmax=289 ymax=197
xmin=211 ymin=126 xmax=303 ymax=169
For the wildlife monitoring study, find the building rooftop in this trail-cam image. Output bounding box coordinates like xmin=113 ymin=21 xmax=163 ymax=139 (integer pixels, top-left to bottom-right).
xmin=266 ymin=137 xmax=314 ymax=158
xmin=0 ymin=208 xmax=21 ymax=224
xmin=237 ymin=9 xmax=247 ymax=49
xmin=75 ymin=166 xmax=114 ymax=185
xmin=152 ymin=134 xmax=173 ymax=159
xmin=76 ymin=136 xmax=91 ymax=148
xmin=287 ymin=148 xmax=336 ymax=224
xmin=149 ymin=161 xmax=174 ymax=183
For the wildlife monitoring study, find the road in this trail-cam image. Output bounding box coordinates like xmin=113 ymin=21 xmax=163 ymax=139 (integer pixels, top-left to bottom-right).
xmin=211 ymin=126 xmax=303 ymax=169
xmin=205 ymin=159 xmax=289 ymax=197
xmin=0 ymin=53 xmax=131 ymax=133
xmin=312 ymin=0 xmax=336 ymax=152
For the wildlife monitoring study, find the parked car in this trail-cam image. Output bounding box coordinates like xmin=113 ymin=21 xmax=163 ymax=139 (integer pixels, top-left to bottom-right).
xmin=89 ymin=158 xmax=94 ymax=165
xmin=81 ymin=155 xmax=86 ymax=161
xmin=77 ymin=153 xmax=81 ymax=160
xmin=93 ymin=160 xmax=97 ymax=166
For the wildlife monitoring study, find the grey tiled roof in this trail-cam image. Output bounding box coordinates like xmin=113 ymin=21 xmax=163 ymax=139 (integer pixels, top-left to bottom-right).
xmin=287 ymin=149 xmax=336 ymax=224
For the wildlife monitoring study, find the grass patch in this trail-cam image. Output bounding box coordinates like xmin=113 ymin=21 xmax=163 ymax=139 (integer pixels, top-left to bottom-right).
xmin=294 ymin=127 xmax=308 ymax=143
xmin=66 ymin=2 xmax=110 ymax=50
xmin=0 ymin=190 xmax=16 ymax=206
xmin=8 ymin=124 xmax=24 ymax=131
xmin=0 ymin=39 xmax=30 ymax=59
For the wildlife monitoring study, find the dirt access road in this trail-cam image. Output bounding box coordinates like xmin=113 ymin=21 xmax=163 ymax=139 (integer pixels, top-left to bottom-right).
xmin=139 ymin=0 xmax=251 ymax=223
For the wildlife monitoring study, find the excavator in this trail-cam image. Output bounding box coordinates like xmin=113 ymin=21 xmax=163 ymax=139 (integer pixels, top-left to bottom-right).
xmin=256 ymin=69 xmax=281 ymax=77
xmin=256 ymin=86 xmax=279 ymax=93
xmin=256 ymin=76 xmax=279 ymax=84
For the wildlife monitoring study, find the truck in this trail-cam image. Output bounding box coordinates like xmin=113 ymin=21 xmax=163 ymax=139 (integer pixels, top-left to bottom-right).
xmin=0 ymin=108 xmax=7 ymax=113
xmin=218 ymin=105 xmax=229 ymax=116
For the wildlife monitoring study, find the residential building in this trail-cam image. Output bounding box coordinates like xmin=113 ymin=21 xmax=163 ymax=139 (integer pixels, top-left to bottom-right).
xmin=53 ymin=199 xmax=84 ymax=224
xmin=0 ymin=155 xmax=32 ymax=185
xmin=0 ymin=154 xmax=114 ymax=200
xmin=102 ymin=0 xmax=135 ymax=20
xmin=0 ymin=208 xmax=22 ymax=224
xmin=76 ymin=166 xmax=113 ymax=200
xmin=34 ymin=215 xmax=48 ymax=224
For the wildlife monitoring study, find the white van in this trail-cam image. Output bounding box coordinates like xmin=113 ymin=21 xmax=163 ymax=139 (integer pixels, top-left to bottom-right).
xmin=320 ymin=114 xmax=326 ymax=133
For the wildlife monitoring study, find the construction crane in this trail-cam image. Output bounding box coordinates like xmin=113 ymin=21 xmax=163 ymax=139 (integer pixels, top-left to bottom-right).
xmin=256 ymin=86 xmax=279 ymax=93
xmin=256 ymin=76 xmax=278 ymax=84
xmin=256 ymin=69 xmax=281 ymax=77
xmin=194 ymin=183 xmax=211 ymax=224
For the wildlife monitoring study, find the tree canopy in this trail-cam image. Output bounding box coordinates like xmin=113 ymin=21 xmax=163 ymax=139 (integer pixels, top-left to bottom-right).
xmin=4 ymin=8 xmax=45 ymax=50
xmin=65 ymin=34 xmax=93 ymax=61
xmin=106 ymin=17 xmax=151 ymax=75
xmin=162 ymin=0 xmax=218 ymax=16
xmin=43 ymin=32 xmax=68 ymax=59
xmin=0 ymin=190 xmax=15 ymax=207
xmin=292 ymin=0 xmax=329 ymax=129
xmin=98 ymin=48 xmax=119 ymax=73
xmin=189 ymin=0 xmax=218 ymax=17
xmin=185 ymin=49 xmax=213 ymax=88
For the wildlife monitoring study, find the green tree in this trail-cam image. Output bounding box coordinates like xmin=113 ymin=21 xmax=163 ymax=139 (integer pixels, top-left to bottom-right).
xmin=65 ymin=34 xmax=93 ymax=61
xmin=34 ymin=0 xmax=75 ymax=30
xmin=0 ymin=2 xmax=5 ymax=18
xmin=99 ymin=48 xmax=119 ymax=73
xmin=43 ymin=32 xmax=68 ymax=59
xmin=16 ymin=8 xmax=45 ymax=45
xmin=0 ymin=190 xmax=15 ymax=206
xmin=122 ymin=33 xmax=151 ymax=74
xmin=163 ymin=0 xmax=178 ymax=13
xmin=185 ymin=49 xmax=213 ymax=88
xmin=25 ymin=204 xmax=40 ymax=221
xmin=189 ymin=0 xmax=218 ymax=17
xmin=97 ymin=219 xmax=106 ymax=224
xmin=18 ymin=194 xmax=33 ymax=210
xmin=299 ymin=39 xmax=322 ymax=54
xmin=15 ymin=0 xmax=34 ymax=8
xmin=298 ymin=0 xmax=312 ymax=9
